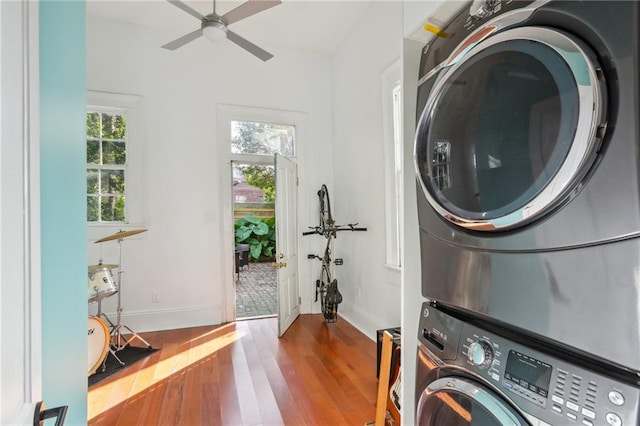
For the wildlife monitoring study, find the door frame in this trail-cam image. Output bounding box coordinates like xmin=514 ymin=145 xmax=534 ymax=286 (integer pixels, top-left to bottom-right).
xmin=229 ymin=156 xmax=277 ymax=321
xmin=0 ymin=0 xmax=42 ymax=423
xmin=217 ymin=105 xmax=306 ymax=323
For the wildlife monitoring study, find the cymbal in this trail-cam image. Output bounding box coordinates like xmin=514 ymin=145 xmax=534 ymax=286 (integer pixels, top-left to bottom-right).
xmin=88 ymin=264 xmax=119 ymax=272
xmin=94 ymin=228 xmax=148 ymax=243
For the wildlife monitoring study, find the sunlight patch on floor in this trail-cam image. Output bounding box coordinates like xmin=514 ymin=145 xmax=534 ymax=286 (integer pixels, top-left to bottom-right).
xmin=88 ymin=327 xmax=248 ymax=420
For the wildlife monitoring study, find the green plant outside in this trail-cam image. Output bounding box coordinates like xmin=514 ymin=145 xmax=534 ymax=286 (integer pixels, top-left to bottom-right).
xmin=235 ymin=216 xmax=276 ymax=261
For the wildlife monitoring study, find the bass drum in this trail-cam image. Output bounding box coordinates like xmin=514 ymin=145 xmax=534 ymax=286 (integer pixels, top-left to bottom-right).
xmin=88 ymin=316 xmax=110 ymax=376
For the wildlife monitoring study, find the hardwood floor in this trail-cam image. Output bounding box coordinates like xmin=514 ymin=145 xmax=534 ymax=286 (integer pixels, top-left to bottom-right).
xmin=88 ymin=314 xmax=379 ymax=425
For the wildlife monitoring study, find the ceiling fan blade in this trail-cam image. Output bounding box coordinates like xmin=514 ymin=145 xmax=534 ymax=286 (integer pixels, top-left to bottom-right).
xmin=222 ymin=0 xmax=281 ymax=25
xmin=227 ymin=30 xmax=274 ymax=62
xmin=162 ymin=28 xmax=203 ymax=50
xmin=166 ymin=0 xmax=205 ymax=20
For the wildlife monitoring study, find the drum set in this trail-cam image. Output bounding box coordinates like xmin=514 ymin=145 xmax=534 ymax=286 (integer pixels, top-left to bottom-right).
xmin=88 ymin=228 xmax=153 ymax=376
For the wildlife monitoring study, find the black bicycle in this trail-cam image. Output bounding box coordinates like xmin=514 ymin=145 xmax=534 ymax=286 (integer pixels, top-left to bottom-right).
xmin=303 ymin=184 xmax=366 ymax=322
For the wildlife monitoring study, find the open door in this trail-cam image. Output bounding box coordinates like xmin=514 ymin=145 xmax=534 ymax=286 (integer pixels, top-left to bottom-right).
xmin=275 ymin=154 xmax=300 ymax=336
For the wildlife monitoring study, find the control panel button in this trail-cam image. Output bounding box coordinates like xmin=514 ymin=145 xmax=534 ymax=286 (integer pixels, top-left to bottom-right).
xmin=605 ymin=412 xmax=623 ymax=426
xmin=566 ymin=401 xmax=579 ymax=412
xmin=552 ymin=405 xmax=562 ymax=413
xmin=567 ymin=412 xmax=577 ymax=421
xmin=581 ymin=407 xmax=596 ymax=420
xmin=582 ymin=420 xmax=594 ymax=426
xmin=552 ymin=395 xmax=564 ymax=405
xmin=608 ymin=390 xmax=625 ymax=406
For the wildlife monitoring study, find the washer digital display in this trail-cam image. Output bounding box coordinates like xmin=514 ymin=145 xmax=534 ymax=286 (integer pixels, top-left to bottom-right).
xmin=505 ymin=350 xmax=552 ymax=398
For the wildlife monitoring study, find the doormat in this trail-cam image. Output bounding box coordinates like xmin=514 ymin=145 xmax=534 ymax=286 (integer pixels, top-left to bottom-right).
xmin=88 ymin=346 xmax=157 ymax=387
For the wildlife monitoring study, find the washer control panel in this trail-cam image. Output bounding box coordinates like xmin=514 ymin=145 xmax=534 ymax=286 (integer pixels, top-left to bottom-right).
xmin=418 ymin=302 xmax=640 ymax=426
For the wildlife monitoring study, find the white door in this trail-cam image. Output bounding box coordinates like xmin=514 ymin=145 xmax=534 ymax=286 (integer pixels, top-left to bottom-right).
xmin=275 ymin=154 xmax=300 ymax=336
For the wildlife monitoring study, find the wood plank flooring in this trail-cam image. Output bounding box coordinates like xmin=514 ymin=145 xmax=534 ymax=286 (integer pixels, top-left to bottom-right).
xmin=88 ymin=314 xmax=379 ymax=425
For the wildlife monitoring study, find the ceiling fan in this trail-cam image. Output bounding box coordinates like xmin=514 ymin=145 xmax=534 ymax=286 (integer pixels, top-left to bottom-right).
xmin=162 ymin=0 xmax=281 ymax=61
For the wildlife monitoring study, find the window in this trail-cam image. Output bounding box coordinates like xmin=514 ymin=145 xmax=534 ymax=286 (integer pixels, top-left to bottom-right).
xmin=87 ymin=91 xmax=143 ymax=225
xmin=382 ymin=61 xmax=402 ymax=268
xmin=229 ymin=119 xmax=295 ymax=212
xmin=231 ymin=120 xmax=295 ymax=156
xmin=86 ymin=109 xmax=127 ymax=222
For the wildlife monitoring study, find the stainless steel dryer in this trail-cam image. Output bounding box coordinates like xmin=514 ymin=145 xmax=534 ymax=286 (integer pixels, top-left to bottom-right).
xmin=414 ymin=1 xmax=640 ymax=372
xmin=416 ymin=302 xmax=640 ymax=426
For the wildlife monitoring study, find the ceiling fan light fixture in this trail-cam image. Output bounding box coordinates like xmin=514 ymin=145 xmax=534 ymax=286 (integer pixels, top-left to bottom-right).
xmin=202 ymin=20 xmax=227 ymax=42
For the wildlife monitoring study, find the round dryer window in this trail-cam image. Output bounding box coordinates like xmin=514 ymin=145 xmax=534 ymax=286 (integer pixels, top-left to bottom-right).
xmin=416 ymin=377 xmax=529 ymax=425
xmin=414 ymin=26 xmax=607 ymax=231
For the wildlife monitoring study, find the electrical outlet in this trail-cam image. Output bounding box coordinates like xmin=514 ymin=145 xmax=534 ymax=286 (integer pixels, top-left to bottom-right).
xmin=152 ymin=293 xmax=160 ymax=303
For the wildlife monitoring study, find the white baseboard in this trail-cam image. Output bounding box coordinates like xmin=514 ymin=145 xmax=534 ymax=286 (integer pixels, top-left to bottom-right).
xmin=96 ymin=305 xmax=222 ymax=334
xmin=339 ymin=301 xmax=388 ymax=342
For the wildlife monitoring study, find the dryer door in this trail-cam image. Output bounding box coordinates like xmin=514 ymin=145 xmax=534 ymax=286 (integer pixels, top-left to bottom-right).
xmin=417 ymin=377 xmax=528 ymax=425
xmin=414 ymin=26 xmax=606 ymax=232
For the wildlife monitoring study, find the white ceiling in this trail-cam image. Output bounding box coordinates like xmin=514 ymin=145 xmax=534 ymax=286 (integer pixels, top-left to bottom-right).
xmin=86 ymin=0 xmax=373 ymax=53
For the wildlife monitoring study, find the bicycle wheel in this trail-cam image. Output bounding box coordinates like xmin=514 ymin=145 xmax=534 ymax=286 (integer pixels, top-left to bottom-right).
xmin=318 ymin=184 xmax=333 ymax=237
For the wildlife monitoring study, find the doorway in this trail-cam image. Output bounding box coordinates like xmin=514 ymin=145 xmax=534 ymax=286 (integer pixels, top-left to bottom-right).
xmin=232 ymin=161 xmax=278 ymax=319
xmin=219 ymin=105 xmax=304 ymax=333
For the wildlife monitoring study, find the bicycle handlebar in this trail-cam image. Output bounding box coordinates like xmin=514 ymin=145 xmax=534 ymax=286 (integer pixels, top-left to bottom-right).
xmin=302 ymin=223 xmax=367 ymax=236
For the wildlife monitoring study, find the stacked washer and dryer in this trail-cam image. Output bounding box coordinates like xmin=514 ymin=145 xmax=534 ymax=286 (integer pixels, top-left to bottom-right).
xmin=413 ymin=1 xmax=640 ymax=425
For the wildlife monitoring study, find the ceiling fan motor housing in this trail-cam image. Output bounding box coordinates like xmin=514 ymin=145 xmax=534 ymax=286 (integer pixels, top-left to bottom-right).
xmin=202 ymin=17 xmax=228 ymax=42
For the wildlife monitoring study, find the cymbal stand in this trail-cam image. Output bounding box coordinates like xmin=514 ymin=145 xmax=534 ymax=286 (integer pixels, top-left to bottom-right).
xmin=96 ymin=296 xmax=124 ymax=371
xmin=110 ymin=236 xmax=153 ymax=351
xmin=93 ymin=281 xmax=124 ymax=370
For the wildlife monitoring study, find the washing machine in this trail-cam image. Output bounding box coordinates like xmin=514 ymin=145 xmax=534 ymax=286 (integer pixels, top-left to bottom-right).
xmin=416 ymin=301 xmax=640 ymax=425
xmin=414 ymin=0 xmax=640 ymax=373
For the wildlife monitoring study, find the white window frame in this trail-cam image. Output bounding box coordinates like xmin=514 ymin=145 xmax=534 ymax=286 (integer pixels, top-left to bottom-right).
xmin=87 ymin=91 xmax=145 ymax=234
xmin=86 ymin=106 xmax=127 ymax=223
xmin=382 ymin=60 xmax=403 ymax=269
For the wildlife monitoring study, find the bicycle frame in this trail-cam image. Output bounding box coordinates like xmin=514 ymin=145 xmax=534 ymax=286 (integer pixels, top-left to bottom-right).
xmin=303 ymin=184 xmax=366 ymax=322
xmin=321 ymin=235 xmax=335 ymax=289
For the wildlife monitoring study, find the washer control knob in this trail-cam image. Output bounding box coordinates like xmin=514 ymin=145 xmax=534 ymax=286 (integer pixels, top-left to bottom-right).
xmin=469 ymin=0 xmax=499 ymax=19
xmin=468 ymin=341 xmax=494 ymax=368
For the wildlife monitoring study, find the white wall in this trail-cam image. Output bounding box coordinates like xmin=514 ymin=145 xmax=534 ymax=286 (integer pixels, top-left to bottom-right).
xmin=87 ymin=15 xmax=334 ymax=331
xmin=329 ymin=1 xmax=403 ymax=339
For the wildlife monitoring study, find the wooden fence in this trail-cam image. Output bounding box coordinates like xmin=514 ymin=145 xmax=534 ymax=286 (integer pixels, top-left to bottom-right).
xmin=234 ymin=203 xmax=275 ymax=221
